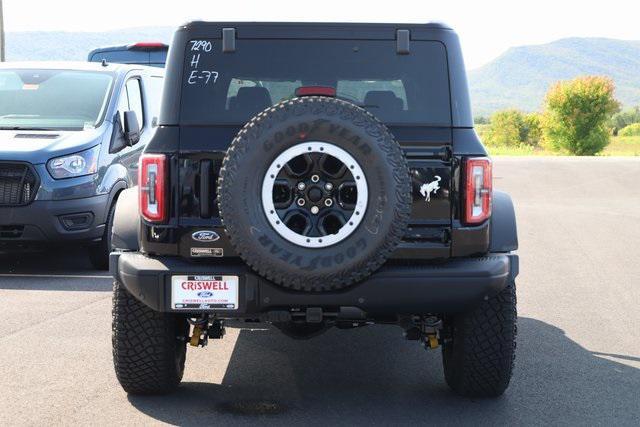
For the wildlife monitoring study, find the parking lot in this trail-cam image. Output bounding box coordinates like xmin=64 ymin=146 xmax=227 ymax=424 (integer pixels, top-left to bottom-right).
xmin=1 ymin=157 xmax=639 ymax=425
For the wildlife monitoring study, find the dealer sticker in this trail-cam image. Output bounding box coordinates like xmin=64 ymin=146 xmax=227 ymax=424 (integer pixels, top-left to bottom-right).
xmin=190 ymin=247 xmax=224 ymax=257
xmin=171 ymin=275 xmax=238 ymax=310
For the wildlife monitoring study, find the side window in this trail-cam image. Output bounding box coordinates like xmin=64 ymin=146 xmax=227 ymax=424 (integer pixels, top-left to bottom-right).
xmin=125 ymin=78 xmax=144 ymax=129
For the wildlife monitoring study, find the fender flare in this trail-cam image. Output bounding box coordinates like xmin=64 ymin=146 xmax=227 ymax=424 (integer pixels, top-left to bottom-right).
xmin=490 ymin=191 xmax=518 ymax=253
xmin=111 ymin=187 xmax=140 ymax=251
xmin=102 ymin=180 xmax=128 ymax=223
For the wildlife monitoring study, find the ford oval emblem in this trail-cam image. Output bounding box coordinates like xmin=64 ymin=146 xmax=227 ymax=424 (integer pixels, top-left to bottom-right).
xmin=198 ymin=291 xmax=213 ymax=298
xmin=192 ymin=230 xmax=220 ymax=242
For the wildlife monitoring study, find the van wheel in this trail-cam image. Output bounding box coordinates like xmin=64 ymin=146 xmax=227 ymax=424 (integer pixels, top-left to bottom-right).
xmin=441 ymin=281 xmax=517 ymax=397
xmin=112 ymin=280 xmax=189 ymax=395
xmin=88 ymin=201 xmax=116 ymax=270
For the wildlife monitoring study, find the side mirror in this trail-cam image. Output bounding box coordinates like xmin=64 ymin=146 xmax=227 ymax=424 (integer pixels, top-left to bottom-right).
xmin=123 ymin=111 xmax=141 ymax=146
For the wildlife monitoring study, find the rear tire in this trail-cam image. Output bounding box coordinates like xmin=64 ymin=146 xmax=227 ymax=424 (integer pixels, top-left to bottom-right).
xmin=112 ymin=280 xmax=189 ymax=395
xmin=442 ymin=281 xmax=517 ymax=398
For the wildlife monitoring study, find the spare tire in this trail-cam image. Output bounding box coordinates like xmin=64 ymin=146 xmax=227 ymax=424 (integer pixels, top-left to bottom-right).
xmin=217 ymin=96 xmax=411 ymax=291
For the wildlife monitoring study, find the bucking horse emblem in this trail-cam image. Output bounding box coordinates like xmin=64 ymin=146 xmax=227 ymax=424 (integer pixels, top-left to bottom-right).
xmin=419 ymin=176 xmax=441 ymax=202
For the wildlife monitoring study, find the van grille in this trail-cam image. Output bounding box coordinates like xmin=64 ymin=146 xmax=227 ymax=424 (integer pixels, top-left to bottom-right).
xmin=0 ymin=162 xmax=39 ymax=206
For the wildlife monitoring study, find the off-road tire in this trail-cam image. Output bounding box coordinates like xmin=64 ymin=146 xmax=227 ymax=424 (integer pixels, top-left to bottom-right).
xmin=442 ymin=281 xmax=517 ymax=398
xmin=89 ymin=201 xmax=117 ymax=270
xmin=217 ymin=96 xmax=412 ymax=291
xmin=112 ymin=280 xmax=189 ymax=395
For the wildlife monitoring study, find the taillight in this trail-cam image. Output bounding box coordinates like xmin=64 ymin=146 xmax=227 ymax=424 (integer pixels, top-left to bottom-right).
xmin=139 ymin=154 xmax=167 ymax=223
xmin=464 ymin=157 xmax=492 ymax=225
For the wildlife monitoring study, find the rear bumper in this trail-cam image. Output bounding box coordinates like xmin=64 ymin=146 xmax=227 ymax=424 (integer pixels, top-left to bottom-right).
xmin=111 ymin=252 xmax=519 ymax=317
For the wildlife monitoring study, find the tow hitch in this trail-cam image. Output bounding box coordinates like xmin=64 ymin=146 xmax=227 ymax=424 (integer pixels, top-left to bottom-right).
xmin=188 ymin=315 xmax=226 ymax=347
xmin=403 ymin=316 xmax=443 ymax=350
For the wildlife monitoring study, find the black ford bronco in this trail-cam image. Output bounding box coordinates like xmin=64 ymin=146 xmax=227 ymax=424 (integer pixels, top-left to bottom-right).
xmin=109 ymin=22 xmax=519 ymax=398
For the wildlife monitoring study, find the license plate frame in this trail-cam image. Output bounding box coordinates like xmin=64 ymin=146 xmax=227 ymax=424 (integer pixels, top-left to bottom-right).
xmin=170 ymin=275 xmax=239 ymax=310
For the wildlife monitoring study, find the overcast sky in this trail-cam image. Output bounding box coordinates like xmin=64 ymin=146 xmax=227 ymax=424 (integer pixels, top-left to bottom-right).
xmin=4 ymin=0 xmax=638 ymax=69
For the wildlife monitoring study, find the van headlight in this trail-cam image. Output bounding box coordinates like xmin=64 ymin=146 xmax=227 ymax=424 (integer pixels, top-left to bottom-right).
xmin=47 ymin=146 xmax=100 ymax=179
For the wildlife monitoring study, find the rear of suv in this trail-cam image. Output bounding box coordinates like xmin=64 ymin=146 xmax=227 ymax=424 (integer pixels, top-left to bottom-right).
xmin=109 ymin=22 xmax=519 ymax=398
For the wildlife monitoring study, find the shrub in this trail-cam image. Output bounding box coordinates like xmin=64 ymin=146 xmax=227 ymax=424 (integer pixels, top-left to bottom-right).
xmin=619 ymin=123 xmax=640 ymax=137
xmin=483 ymin=110 xmax=523 ymax=147
xmin=542 ymin=76 xmax=620 ymax=155
xmin=522 ymin=113 xmax=543 ymax=146
xmin=475 ymin=123 xmax=490 ymax=140
xmin=610 ymin=107 xmax=640 ymax=135
xmin=481 ymin=110 xmax=542 ymax=147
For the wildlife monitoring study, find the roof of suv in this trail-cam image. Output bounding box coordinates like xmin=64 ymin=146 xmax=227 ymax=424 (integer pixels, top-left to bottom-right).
xmin=177 ymin=21 xmax=454 ymax=39
xmin=184 ymin=21 xmax=452 ymax=28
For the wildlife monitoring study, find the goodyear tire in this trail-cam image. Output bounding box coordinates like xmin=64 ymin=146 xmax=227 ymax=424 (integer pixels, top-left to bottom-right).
xmin=217 ymin=96 xmax=411 ymax=291
xmin=442 ymin=281 xmax=518 ymax=397
xmin=112 ymin=280 xmax=189 ymax=394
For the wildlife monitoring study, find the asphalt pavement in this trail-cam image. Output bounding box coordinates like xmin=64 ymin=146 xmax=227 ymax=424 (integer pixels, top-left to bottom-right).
xmin=0 ymin=157 xmax=639 ymax=426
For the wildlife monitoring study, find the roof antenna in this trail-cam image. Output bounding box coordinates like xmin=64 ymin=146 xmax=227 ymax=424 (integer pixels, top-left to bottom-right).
xmin=101 ymin=59 xmax=108 ymax=67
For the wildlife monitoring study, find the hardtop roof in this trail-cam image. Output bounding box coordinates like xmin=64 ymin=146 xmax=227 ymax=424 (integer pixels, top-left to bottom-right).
xmin=159 ymin=21 xmax=473 ymax=127
xmin=177 ymin=21 xmax=454 ymax=40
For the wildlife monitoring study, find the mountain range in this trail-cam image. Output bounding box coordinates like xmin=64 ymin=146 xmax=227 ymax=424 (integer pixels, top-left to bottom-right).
xmin=468 ymin=37 xmax=640 ymax=116
xmin=5 ymin=29 xmax=640 ymax=117
xmin=5 ymin=27 xmax=174 ymax=63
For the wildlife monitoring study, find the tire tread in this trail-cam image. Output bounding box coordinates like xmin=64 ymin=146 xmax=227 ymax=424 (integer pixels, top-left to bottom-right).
xmin=112 ymin=280 xmax=186 ymax=394
xmin=442 ymin=281 xmax=517 ymax=397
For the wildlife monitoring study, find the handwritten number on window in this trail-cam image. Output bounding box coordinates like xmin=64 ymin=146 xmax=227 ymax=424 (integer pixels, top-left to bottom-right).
xmin=189 ymin=40 xmax=213 ymax=52
xmin=188 ymin=70 xmax=219 ymax=85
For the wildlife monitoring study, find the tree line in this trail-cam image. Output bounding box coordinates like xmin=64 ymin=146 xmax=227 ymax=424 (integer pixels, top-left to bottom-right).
xmin=475 ymin=76 xmax=640 ymax=155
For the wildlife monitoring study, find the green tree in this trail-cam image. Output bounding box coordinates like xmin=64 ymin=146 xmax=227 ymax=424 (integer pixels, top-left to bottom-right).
xmin=482 ymin=109 xmax=543 ymax=147
xmin=484 ymin=109 xmax=525 ymax=147
xmin=542 ymin=76 xmax=620 ymax=155
xmin=522 ymin=113 xmax=543 ymax=146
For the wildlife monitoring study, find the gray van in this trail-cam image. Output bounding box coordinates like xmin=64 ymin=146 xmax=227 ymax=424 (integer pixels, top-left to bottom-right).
xmin=0 ymin=62 xmax=164 ymax=268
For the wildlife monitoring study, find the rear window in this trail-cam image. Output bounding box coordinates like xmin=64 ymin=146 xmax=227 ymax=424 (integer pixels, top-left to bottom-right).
xmin=180 ymin=39 xmax=451 ymax=126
